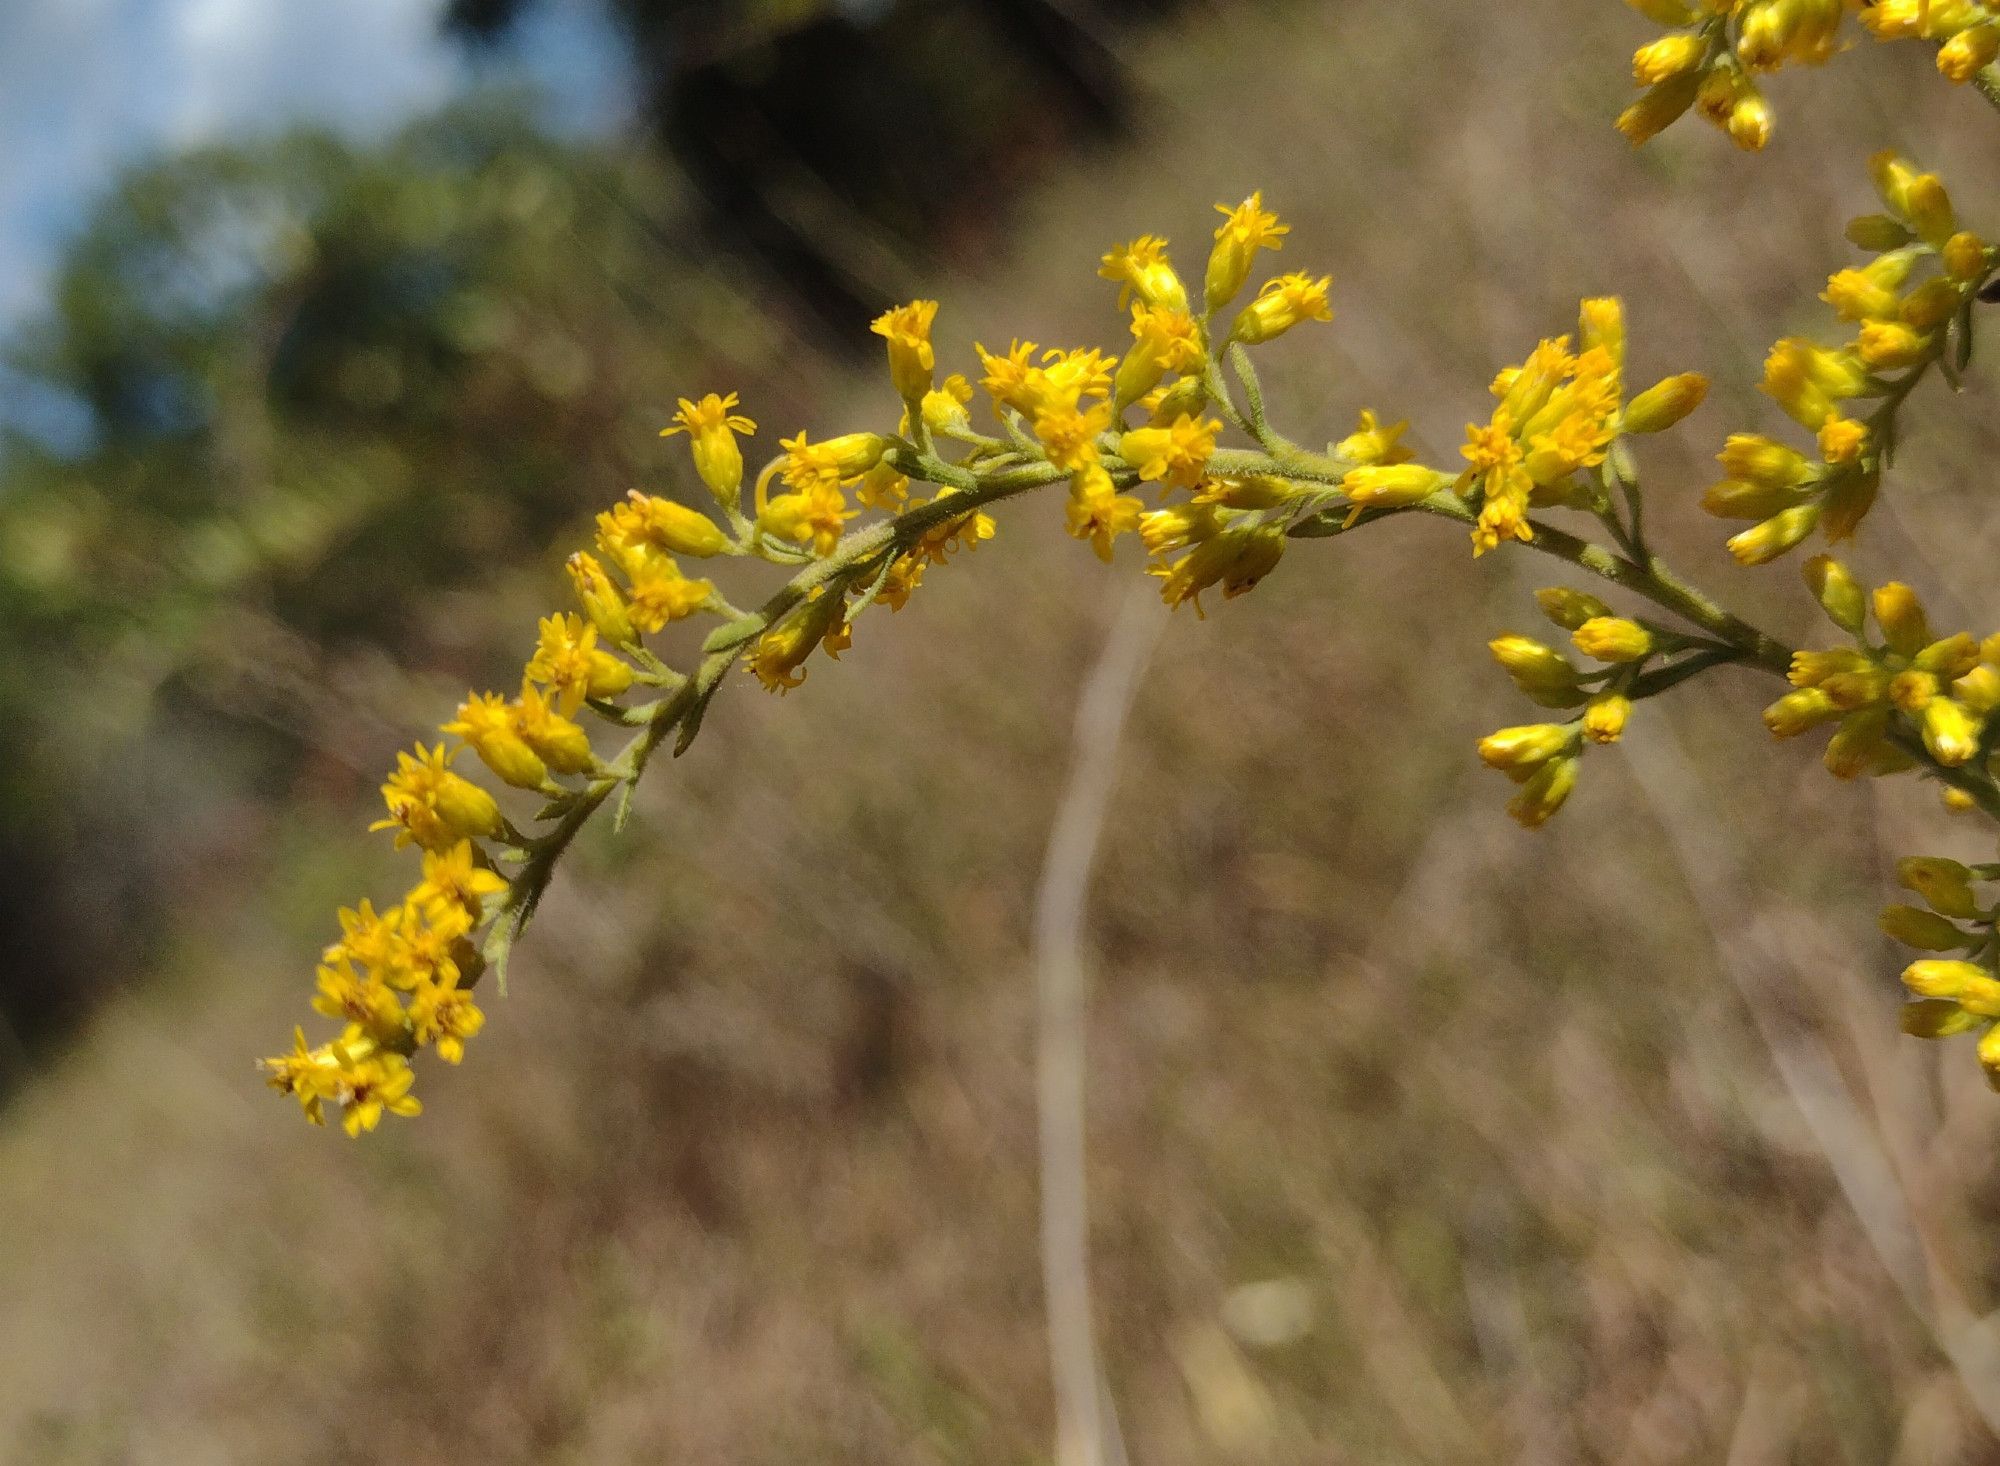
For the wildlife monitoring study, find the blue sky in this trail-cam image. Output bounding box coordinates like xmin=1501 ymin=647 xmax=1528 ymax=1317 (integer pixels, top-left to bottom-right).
xmin=0 ymin=0 xmax=635 ymax=341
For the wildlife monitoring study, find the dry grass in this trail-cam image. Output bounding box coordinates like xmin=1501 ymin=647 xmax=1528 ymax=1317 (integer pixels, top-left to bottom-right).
xmin=8 ymin=1 xmax=2000 ymax=1461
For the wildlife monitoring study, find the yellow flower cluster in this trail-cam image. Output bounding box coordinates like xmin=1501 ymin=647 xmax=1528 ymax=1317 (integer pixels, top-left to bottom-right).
xmin=1765 ymin=562 xmax=2000 ymax=782
xmin=1618 ymin=0 xmax=2000 ymax=148
xmin=1705 ymin=155 xmax=1996 ymax=565
xmin=1884 ymin=857 xmax=2000 ymax=1085
xmin=1478 ymin=590 xmax=1674 ymax=825
xmin=1342 ymin=297 xmax=1707 ymax=556
xmin=262 ymin=840 xmax=500 ymax=1134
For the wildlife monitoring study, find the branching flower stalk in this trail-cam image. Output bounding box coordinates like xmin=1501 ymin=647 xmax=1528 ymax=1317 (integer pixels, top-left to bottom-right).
xmin=266 ymin=68 xmax=2000 ymax=1132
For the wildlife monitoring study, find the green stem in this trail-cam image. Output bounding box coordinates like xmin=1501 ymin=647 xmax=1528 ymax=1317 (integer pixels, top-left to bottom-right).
xmin=1973 ymin=63 xmax=2000 ymax=116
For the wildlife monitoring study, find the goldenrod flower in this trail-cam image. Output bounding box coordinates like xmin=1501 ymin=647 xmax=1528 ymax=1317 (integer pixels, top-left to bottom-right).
xmin=1150 ymin=525 xmax=1283 ymax=616
xmin=411 ymin=841 xmax=508 ymax=922
xmin=1229 ymin=272 xmax=1333 ymax=345
xmin=854 ymin=462 xmax=911 ymax=511
xmin=920 ymin=373 xmax=975 ymax=436
xmin=1065 ymin=464 xmax=1143 ymax=563
xmin=514 ymin=684 xmax=595 ymax=776
xmin=1572 ymin=617 xmax=1653 ymax=664
xmin=409 ymin=975 xmax=484 ymax=1064
xmin=1334 ymin=409 xmax=1414 ymax=468
xmin=445 ymin=691 xmax=547 ymax=790
xmin=1633 ymin=33 xmax=1707 ymax=84
xmin=1139 ymin=502 xmax=1222 ymax=556
xmin=525 ymin=613 xmax=633 ymax=715
xmin=661 ymin=392 xmax=755 ymax=507
xmin=1340 ymin=463 xmax=1450 ymax=510
xmin=1115 ymin=304 xmax=1203 ymax=408
xmin=1507 ymin=756 xmax=1579 ymax=828
xmin=1205 ymin=193 xmax=1289 ymax=311
xmin=1035 ymin=400 xmax=1115 ymax=472
xmin=1857 ymin=320 xmax=1929 ymax=370
xmin=312 ymin=958 xmax=404 ymax=1035
xmin=872 ymin=299 xmax=939 ymax=403
xmin=1617 ymin=71 xmax=1700 ymax=144
xmin=750 ymin=590 xmax=847 ymax=693
xmin=599 ymin=492 xmax=730 ymax=560
xmin=1119 ymin=414 xmax=1220 ymax=490
xmin=338 ymin=1052 xmax=422 ymax=1137
xmin=623 ymin=553 xmax=717 ymax=633
xmin=370 ymin=743 xmax=505 ymax=851
xmin=873 ymin=554 xmax=926 ymax=612
xmin=778 ymin=431 xmax=890 ymax=494
xmin=1098 ymin=235 xmax=1187 ymax=313
xmin=759 ymin=482 xmax=856 ymax=560
xmin=1534 ymin=587 xmax=1611 ymax=631
xmin=566 ymin=551 xmax=637 ymax=648
xmin=1816 ymin=417 xmax=1867 ymax=465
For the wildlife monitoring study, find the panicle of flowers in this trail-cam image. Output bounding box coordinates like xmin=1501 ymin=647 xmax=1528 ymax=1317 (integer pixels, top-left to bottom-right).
xmin=266 ymin=192 xmax=1359 ymax=1130
xmin=1616 ymin=0 xmax=2000 ymax=149
xmin=1705 ymin=154 xmax=1996 ymax=565
xmin=1882 ymin=856 xmax=2000 ymax=1087
xmin=1340 ymin=296 xmax=1707 ymax=556
xmin=266 ymin=170 xmax=2000 ymax=1127
xmin=1764 ymin=558 xmax=2000 ymax=782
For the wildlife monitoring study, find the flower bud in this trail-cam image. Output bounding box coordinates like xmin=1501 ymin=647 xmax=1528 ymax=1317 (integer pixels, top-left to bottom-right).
xmin=1901 ymin=958 xmax=1992 ymax=1003
xmin=566 ymin=551 xmax=637 ymax=648
xmin=1229 ymin=273 xmax=1333 ymax=345
xmin=871 ymin=300 xmax=938 ymax=404
xmin=1899 ymin=856 xmax=1982 ymax=919
xmin=1507 ymin=756 xmax=1578 ymax=829
xmin=1880 ymin=904 xmax=1968 ymax=951
xmin=1904 ymin=175 xmax=1958 ymax=250
xmin=1489 ymin=635 xmax=1586 ymax=706
xmin=1940 ymin=22 xmax=2000 ymax=84
xmin=1727 ymin=505 xmax=1819 ymax=566
xmin=1340 ymin=464 xmax=1451 ymax=510
xmin=1943 ymin=232 xmax=1989 ymax=285
xmin=1873 ymin=582 xmax=1930 ymax=658
xmin=1621 ymin=373 xmax=1709 ymax=433
xmin=1845 ymin=214 xmax=1913 ymax=252
xmin=1900 ymin=279 xmax=1962 ymax=332
xmin=1824 ymin=709 xmax=1907 ymax=779
xmin=1617 ymin=71 xmax=1701 ymax=145
xmin=1802 ymin=555 xmax=1866 ymax=635
xmin=616 ymin=493 xmax=730 ymax=558
xmin=1478 ymin=723 xmax=1576 ymax=772
xmin=1953 ymin=664 xmax=2000 ymax=716
xmin=1583 ymin=693 xmax=1631 ymax=745
xmin=1632 ymin=34 xmax=1707 ymax=84
xmin=1922 ymin=697 xmax=1983 ymax=766
xmin=445 ymin=692 xmax=547 ymax=791
xmin=1572 ymin=616 xmax=1653 ymax=663
xmin=1763 ymin=687 xmax=1840 ymax=738
xmin=1857 ymin=320 xmax=1929 ymax=371
xmin=1534 ymin=587 xmax=1612 ymax=631
xmin=1719 ymin=433 xmax=1810 ymax=490
xmin=1819 ymin=464 xmax=1880 ymax=543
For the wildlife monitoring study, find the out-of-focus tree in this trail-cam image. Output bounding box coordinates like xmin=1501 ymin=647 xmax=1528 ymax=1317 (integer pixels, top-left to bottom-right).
xmin=0 ymin=100 xmax=818 ymax=1064
xmin=447 ymin=0 xmax=1158 ymax=326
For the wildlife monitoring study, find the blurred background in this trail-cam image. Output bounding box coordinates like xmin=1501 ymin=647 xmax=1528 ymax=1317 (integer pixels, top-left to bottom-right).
xmin=5 ymin=1 xmax=2000 ymax=1460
